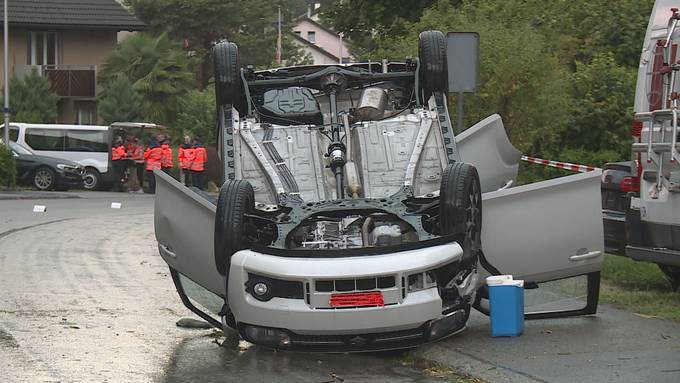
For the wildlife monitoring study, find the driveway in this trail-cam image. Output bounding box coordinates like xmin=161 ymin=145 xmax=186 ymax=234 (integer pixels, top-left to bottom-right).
xmin=0 ymin=191 xmax=678 ymax=382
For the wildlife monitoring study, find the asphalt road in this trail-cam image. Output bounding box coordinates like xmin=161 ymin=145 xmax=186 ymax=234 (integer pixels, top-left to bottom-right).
xmin=0 ymin=192 xmax=678 ymax=382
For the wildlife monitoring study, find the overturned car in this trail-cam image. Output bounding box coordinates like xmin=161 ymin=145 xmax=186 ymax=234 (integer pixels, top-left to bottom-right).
xmin=154 ymin=31 xmax=604 ymax=351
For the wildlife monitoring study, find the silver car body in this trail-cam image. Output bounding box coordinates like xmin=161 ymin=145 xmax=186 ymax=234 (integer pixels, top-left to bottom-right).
xmin=154 ymin=95 xmax=603 ymax=345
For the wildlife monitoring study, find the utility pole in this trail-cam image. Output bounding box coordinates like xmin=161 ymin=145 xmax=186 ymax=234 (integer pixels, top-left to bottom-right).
xmin=276 ymin=6 xmax=282 ymax=66
xmin=2 ymin=0 xmax=9 ymax=147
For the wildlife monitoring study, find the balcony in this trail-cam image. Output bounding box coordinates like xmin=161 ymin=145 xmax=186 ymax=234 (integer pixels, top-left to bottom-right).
xmin=14 ymin=64 xmax=97 ymax=98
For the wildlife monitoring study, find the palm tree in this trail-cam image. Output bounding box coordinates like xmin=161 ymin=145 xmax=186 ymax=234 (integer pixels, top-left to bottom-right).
xmin=99 ymin=33 xmax=195 ymax=124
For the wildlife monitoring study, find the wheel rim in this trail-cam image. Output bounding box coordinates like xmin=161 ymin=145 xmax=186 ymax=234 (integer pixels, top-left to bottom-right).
xmin=34 ymin=170 xmax=53 ymax=190
xmin=465 ymin=180 xmax=481 ymax=251
xmin=83 ymin=173 xmax=96 ymax=189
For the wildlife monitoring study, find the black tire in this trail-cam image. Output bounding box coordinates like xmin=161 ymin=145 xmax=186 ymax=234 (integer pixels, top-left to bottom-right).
xmin=418 ymin=30 xmax=448 ymax=101
xmin=214 ymin=180 xmax=254 ymax=276
xmin=82 ymin=168 xmax=101 ymax=191
xmin=659 ymin=265 xmax=680 ymax=291
xmin=440 ymin=162 xmax=482 ymax=266
xmin=33 ymin=167 xmax=56 ymax=191
xmin=213 ymin=42 xmax=242 ymax=110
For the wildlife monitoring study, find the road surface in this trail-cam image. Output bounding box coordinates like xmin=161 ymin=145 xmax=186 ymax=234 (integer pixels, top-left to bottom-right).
xmin=0 ymin=191 xmax=678 ymax=382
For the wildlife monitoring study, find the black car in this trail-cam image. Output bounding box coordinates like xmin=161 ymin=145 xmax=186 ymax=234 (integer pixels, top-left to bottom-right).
xmin=601 ymin=161 xmax=635 ymax=254
xmin=9 ymin=141 xmax=84 ymax=190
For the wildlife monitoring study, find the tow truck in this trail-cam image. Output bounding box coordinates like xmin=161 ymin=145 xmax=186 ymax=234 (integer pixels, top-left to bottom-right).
xmin=153 ymin=31 xmax=604 ymax=351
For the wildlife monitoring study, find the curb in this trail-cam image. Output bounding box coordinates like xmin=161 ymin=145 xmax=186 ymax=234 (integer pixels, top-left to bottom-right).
xmin=0 ymin=193 xmax=81 ymax=200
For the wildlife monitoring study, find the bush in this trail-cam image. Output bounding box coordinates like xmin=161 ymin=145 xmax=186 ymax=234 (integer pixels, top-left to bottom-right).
xmin=0 ymin=144 xmax=16 ymax=189
xmin=2 ymin=69 xmax=58 ymax=123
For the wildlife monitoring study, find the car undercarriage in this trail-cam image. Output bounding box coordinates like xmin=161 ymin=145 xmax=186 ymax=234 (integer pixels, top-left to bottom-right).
xmin=154 ymin=30 xmax=605 ymax=352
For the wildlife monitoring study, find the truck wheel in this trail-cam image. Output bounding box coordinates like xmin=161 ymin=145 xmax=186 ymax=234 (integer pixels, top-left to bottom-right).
xmin=418 ymin=30 xmax=448 ymax=102
xmin=659 ymin=265 xmax=680 ymax=291
xmin=213 ymin=42 xmax=243 ymax=111
xmin=214 ymin=180 xmax=254 ymax=276
xmin=440 ymin=162 xmax=482 ymax=267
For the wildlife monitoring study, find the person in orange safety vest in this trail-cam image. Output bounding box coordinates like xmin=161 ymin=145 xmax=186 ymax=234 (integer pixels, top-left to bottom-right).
xmin=126 ymin=137 xmax=144 ymax=192
xmin=190 ymin=140 xmax=207 ymax=190
xmin=178 ymin=135 xmax=194 ymax=187
xmin=144 ymin=137 xmax=163 ymax=193
xmin=111 ymin=137 xmax=128 ymax=189
xmin=161 ymin=139 xmax=174 ymax=174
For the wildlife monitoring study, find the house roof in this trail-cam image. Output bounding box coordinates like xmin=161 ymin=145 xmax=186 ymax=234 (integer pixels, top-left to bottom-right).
xmin=0 ymin=0 xmax=146 ymax=31
xmin=291 ymin=33 xmax=339 ymax=61
xmin=295 ymin=15 xmax=339 ymax=39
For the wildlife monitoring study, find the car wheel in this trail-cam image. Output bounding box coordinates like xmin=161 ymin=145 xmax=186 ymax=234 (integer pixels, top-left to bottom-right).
xmin=213 ymin=41 xmax=243 ymax=111
xmin=659 ymin=265 xmax=680 ymax=291
xmin=418 ymin=30 xmax=448 ymax=102
xmin=33 ymin=167 xmax=56 ymax=191
xmin=439 ymin=162 xmax=482 ymax=267
xmin=214 ymin=179 xmax=254 ymax=276
xmin=82 ymin=168 xmax=101 ymax=190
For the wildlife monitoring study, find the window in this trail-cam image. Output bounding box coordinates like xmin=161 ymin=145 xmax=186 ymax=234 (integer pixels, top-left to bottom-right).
xmin=28 ymin=32 xmax=58 ymax=66
xmin=66 ymin=130 xmax=108 ymax=153
xmin=77 ymin=108 xmax=93 ymax=125
xmin=341 ymin=57 xmax=351 ymax=64
xmin=294 ymin=30 xmax=301 ymax=36
xmin=307 ymin=31 xmax=316 ymax=44
xmin=25 ymin=128 xmax=65 ymax=151
xmin=0 ymin=125 xmax=19 ymax=142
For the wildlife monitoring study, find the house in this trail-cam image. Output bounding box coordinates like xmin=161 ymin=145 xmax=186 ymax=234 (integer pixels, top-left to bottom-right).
xmin=292 ymin=13 xmax=351 ymax=65
xmin=0 ymin=0 xmax=146 ymax=124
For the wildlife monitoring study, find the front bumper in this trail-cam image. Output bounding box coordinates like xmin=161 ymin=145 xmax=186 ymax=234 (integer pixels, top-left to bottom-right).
xmin=228 ymin=241 xmax=466 ymax=350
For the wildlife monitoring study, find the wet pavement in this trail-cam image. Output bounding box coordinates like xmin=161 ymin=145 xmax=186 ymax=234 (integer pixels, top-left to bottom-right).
xmin=0 ymin=193 xmax=448 ymax=383
xmin=1 ymin=192 xmax=679 ymax=382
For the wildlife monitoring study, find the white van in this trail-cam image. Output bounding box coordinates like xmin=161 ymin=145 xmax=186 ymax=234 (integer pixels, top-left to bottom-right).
xmin=2 ymin=122 xmax=164 ymax=190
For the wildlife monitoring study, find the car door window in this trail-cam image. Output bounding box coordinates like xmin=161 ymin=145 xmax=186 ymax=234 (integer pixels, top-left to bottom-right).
xmin=66 ymin=130 xmax=108 ymax=152
xmin=25 ymin=128 xmax=65 ymax=151
xmin=1 ymin=125 xmax=19 ymax=142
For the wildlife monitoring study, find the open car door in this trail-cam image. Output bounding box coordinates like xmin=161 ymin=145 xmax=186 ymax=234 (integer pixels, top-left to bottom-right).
xmin=154 ymin=170 xmax=225 ymax=328
xmin=457 ymin=115 xmax=604 ymax=319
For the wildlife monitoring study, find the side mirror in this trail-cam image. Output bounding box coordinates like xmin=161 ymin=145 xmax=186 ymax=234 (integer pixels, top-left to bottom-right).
xmin=446 ymin=32 xmax=479 ymax=93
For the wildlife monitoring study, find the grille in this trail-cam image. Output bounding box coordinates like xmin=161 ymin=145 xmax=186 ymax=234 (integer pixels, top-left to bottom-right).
xmin=314 ymin=276 xmax=396 ymax=292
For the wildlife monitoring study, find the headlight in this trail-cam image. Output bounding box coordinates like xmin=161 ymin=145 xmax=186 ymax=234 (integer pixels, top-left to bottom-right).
xmin=56 ymin=164 xmax=77 ymax=171
xmin=245 ymin=273 xmax=304 ymax=301
xmin=407 ymin=271 xmax=437 ymax=292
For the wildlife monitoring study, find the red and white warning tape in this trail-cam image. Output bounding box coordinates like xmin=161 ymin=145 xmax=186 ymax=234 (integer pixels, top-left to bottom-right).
xmin=521 ymin=155 xmax=600 ymax=173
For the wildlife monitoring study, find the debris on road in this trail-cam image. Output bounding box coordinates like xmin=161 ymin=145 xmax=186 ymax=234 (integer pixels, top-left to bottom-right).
xmin=176 ymin=317 xmax=212 ymax=329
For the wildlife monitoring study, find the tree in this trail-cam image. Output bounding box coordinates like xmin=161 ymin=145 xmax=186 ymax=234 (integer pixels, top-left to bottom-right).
xmin=98 ymin=75 xmax=143 ymax=124
xmin=3 ymin=69 xmax=58 ymax=123
xmin=370 ymin=0 xmax=569 ymax=155
xmin=319 ymin=0 xmax=440 ymax=57
xmin=99 ymin=33 xmax=195 ymax=124
xmin=562 ymin=53 xmax=637 ymax=159
xmin=124 ymin=0 xmax=310 ymax=86
xmin=173 ymin=89 xmax=216 ymax=144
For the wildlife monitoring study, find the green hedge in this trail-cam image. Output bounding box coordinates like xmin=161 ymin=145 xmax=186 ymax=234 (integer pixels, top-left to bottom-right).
xmin=0 ymin=144 xmax=16 ymax=189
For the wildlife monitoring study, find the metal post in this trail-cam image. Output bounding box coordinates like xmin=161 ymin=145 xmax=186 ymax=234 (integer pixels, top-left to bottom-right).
xmin=456 ymin=92 xmax=464 ymax=133
xmin=276 ymin=6 xmax=282 ymax=65
xmin=3 ymin=0 xmax=9 ymax=147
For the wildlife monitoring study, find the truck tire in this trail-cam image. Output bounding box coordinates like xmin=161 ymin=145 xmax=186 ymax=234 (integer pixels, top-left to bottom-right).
xmin=418 ymin=30 xmax=448 ymax=102
xmin=440 ymin=162 xmax=482 ymax=267
xmin=214 ymin=179 xmax=254 ymax=276
xmin=213 ymin=42 xmax=243 ymax=110
xmin=659 ymin=265 xmax=680 ymax=291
